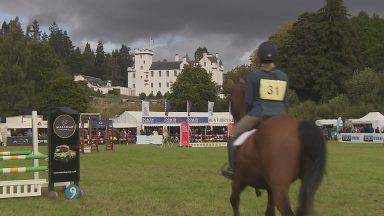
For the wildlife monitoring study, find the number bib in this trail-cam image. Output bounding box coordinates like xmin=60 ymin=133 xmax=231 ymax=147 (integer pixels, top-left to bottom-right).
xmin=259 ymin=79 xmax=287 ymax=101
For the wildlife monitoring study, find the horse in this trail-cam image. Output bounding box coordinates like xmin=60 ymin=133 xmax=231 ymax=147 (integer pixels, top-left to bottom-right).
xmin=225 ymin=79 xmax=326 ymax=216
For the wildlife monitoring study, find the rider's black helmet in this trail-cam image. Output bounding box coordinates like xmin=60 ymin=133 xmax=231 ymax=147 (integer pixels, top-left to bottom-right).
xmin=257 ymin=41 xmax=278 ymax=63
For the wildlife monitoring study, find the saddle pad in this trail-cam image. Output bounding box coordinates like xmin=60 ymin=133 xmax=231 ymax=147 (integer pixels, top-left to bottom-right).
xmin=233 ymin=129 xmax=256 ymax=146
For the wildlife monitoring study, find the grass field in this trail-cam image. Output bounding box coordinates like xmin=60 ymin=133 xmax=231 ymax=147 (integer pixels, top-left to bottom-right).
xmin=0 ymin=141 xmax=383 ymax=216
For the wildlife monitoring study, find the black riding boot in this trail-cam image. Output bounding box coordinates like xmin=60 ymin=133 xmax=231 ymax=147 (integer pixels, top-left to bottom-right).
xmin=221 ymin=136 xmax=237 ymax=179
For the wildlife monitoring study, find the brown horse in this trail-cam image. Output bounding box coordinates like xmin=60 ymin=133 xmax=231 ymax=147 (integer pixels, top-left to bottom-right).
xmin=226 ymin=79 xmax=326 ymax=216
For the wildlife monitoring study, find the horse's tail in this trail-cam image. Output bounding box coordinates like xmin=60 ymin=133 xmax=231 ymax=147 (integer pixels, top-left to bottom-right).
xmin=297 ymin=120 xmax=326 ymax=215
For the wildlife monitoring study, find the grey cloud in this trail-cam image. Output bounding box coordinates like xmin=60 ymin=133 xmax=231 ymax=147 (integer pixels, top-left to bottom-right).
xmin=0 ymin=0 xmax=383 ymax=69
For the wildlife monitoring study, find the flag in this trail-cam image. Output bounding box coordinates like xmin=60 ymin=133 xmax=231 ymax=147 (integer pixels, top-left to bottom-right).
xmin=165 ymin=100 xmax=171 ymax=116
xmin=187 ymin=100 xmax=192 ymax=116
xmin=142 ymin=100 xmax=150 ymax=116
xmin=208 ymin=101 xmax=214 ymax=116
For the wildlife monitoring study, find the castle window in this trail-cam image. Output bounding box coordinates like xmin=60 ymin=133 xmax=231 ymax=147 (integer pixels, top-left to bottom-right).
xmin=167 ymin=82 xmax=169 ymax=87
xmin=174 ymin=71 xmax=177 ymax=76
xmin=159 ymin=71 xmax=161 ymax=77
xmin=133 ymin=84 xmax=135 ymax=88
xmin=151 ymin=83 xmax=153 ymax=88
xmin=166 ymin=71 xmax=169 ymax=77
xmin=151 ymin=71 xmax=154 ymax=77
xmin=204 ymin=62 xmax=206 ymax=67
xmin=146 ymin=75 xmax=148 ymax=78
xmin=143 ymin=60 xmax=146 ymax=64
xmin=159 ymin=82 xmax=161 ymax=87
xmin=133 ymin=73 xmax=135 ymax=78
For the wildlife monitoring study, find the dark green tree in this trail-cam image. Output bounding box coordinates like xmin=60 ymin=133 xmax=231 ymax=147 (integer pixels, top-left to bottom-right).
xmin=169 ymin=65 xmax=217 ymax=111
xmin=194 ymin=47 xmax=208 ymax=61
xmin=276 ymin=0 xmax=361 ymax=101
xmin=155 ymin=91 xmax=162 ymax=99
xmin=94 ymin=41 xmax=106 ymax=78
xmin=0 ymin=17 xmax=34 ymax=115
xmin=48 ymin=22 xmax=73 ymax=62
xmin=40 ymin=76 xmax=92 ymax=112
xmin=117 ymin=45 xmax=133 ymax=86
xmin=139 ymin=92 xmax=146 ymax=100
xmin=82 ymin=42 xmax=95 ymax=76
xmin=30 ymin=20 xmax=41 ymax=40
xmin=68 ymin=47 xmax=83 ymax=75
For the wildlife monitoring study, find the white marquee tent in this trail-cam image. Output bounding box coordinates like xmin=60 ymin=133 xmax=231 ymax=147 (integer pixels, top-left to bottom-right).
xmin=351 ymin=112 xmax=384 ymax=130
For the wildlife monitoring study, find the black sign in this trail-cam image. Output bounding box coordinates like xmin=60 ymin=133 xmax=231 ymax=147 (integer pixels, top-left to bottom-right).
xmin=341 ymin=135 xmax=351 ymax=141
xmin=363 ymin=135 xmax=374 ymax=142
xmin=48 ymin=107 xmax=80 ymax=191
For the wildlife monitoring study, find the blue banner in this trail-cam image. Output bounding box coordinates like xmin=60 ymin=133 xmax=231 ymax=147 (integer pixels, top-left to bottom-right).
xmin=92 ymin=119 xmax=113 ymax=128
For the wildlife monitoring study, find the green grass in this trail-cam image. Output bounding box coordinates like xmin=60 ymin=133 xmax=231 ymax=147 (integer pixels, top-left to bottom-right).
xmin=0 ymin=142 xmax=383 ymax=215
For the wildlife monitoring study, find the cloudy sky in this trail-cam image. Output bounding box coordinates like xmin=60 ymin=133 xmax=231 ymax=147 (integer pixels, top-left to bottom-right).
xmin=0 ymin=0 xmax=383 ymax=70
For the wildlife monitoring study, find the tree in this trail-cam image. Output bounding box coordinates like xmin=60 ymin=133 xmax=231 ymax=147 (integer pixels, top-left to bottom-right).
xmin=48 ymin=22 xmax=74 ymax=62
xmin=30 ymin=19 xmax=41 ymax=40
xmin=82 ymin=42 xmax=95 ymax=76
xmin=104 ymin=52 xmax=121 ymax=84
xmin=155 ymin=91 xmax=162 ymax=99
xmin=344 ymin=68 xmax=381 ymax=105
xmin=0 ymin=17 xmax=35 ymax=115
xmin=275 ymin=0 xmax=361 ymax=101
xmin=94 ymin=41 xmax=106 ymax=78
xmin=169 ymin=65 xmax=218 ymax=111
xmin=40 ymin=76 xmax=92 ymax=113
xmin=117 ymin=45 xmax=133 ymax=86
xmin=148 ymin=92 xmax=155 ymax=99
xmin=194 ymin=47 xmax=208 ymax=61
xmin=139 ymin=92 xmax=146 ymax=100
xmin=68 ymin=47 xmax=83 ymax=75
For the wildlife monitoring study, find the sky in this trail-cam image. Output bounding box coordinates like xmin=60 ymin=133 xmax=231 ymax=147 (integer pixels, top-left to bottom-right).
xmin=0 ymin=0 xmax=383 ymax=70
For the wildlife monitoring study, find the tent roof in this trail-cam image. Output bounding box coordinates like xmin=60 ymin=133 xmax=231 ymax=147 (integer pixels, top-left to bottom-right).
xmin=352 ymin=112 xmax=384 ymax=124
xmin=315 ymin=119 xmax=342 ymax=126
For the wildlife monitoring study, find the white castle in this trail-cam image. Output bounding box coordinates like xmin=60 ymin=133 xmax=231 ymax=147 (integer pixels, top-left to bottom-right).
xmin=127 ymin=48 xmax=224 ymax=96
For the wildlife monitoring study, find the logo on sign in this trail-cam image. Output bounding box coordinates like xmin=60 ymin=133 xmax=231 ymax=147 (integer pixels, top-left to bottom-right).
xmin=53 ymin=115 xmax=76 ymax=138
xmin=341 ymin=135 xmax=351 ymax=141
xmin=363 ymin=135 xmax=373 ymax=142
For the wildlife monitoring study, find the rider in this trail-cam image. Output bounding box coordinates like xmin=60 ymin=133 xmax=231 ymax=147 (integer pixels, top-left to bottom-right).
xmin=222 ymin=41 xmax=289 ymax=179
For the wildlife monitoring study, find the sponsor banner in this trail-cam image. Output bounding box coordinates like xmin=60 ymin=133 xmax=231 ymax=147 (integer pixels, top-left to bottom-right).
xmin=92 ymin=119 xmax=113 ymax=128
xmin=180 ymin=122 xmax=190 ymax=147
xmin=142 ymin=117 xmax=209 ymax=124
xmin=48 ymin=107 xmax=80 ymax=185
xmin=339 ymin=133 xmax=384 ymax=143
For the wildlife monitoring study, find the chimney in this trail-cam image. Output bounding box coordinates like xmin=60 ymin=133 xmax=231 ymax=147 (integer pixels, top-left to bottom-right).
xmin=215 ymin=53 xmax=219 ymax=58
xmin=175 ymin=53 xmax=180 ymax=61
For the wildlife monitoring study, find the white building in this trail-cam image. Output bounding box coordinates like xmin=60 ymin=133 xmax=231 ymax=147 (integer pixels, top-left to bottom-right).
xmin=74 ymin=74 xmax=135 ymax=96
xmin=127 ymin=48 xmax=224 ymax=96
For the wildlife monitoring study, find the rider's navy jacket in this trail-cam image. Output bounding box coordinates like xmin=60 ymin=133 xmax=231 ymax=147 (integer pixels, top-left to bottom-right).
xmin=245 ymin=69 xmax=289 ymax=117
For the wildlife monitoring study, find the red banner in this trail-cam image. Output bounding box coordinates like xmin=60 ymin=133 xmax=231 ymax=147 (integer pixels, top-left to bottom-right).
xmin=227 ymin=123 xmax=234 ymax=137
xmin=180 ymin=122 xmax=190 ymax=147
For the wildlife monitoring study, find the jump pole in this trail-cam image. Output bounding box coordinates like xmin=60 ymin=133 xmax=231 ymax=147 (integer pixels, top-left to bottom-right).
xmin=32 ymin=111 xmax=39 ymax=180
xmin=1 ymin=166 xmax=48 ymax=174
xmin=0 ymin=154 xmax=48 ymax=160
xmin=0 ymin=150 xmax=32 ymax=156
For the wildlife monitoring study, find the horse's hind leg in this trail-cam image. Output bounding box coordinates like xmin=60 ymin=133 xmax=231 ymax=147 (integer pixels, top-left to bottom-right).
xmin=271 ymin=185 xmax=294 ymax=216
xmin=230 ymin=180 xmax=245 ymax=216
xmin=265 ymin=188 xmax=275 ymax=216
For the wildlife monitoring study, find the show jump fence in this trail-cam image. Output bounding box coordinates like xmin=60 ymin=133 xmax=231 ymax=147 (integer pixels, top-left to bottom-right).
xmin=0 ymin=111 xmax=68 ymax=199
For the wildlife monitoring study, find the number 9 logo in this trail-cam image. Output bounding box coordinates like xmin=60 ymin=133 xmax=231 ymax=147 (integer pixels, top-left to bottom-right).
xmin=65 ymin=184 xmax=81 ymax=200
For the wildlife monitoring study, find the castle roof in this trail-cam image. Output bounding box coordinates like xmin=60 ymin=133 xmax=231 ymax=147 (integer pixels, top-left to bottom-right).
xmin=149 ymin=61 xmax=182 ymax=70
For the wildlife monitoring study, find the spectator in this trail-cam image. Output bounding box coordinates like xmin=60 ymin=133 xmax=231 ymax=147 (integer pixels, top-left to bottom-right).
xmin=375 ymin=127 xmax=380 ymax=133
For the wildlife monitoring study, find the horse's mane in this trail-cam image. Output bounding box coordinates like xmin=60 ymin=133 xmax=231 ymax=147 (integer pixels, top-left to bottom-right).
xmin=227 ymin=78 xmax=246 ymax=123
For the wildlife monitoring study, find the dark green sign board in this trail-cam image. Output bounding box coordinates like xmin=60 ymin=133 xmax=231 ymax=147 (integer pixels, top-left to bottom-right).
xmin=48 ymin=107 xmax=80 ymax=191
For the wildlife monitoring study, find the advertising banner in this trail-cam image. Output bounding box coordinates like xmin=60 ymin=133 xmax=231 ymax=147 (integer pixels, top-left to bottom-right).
xmin=338 ymin=133 xmax=384 ymax=143
xmin=180 ymin=122 xmax=190 ymax=147
xmin=48 ymin=107 xmax=80 ymax=190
